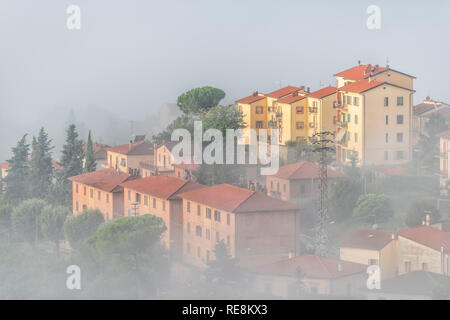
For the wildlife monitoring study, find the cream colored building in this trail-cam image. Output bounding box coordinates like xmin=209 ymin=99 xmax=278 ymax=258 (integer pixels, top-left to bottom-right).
xmin=334 ymin=63 xmax=415 ymax=166
xmin=340 ymin=229 xmax=398 ymax=280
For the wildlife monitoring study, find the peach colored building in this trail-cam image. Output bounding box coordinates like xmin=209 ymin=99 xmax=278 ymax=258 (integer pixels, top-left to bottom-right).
xmin=339 ymin=229 xmax=398 ymax=280
xmin=439 ymin=129 xmax=450 ymax=194
xmin=105 ymin=140 xmax=155 ymax=175
xmin=266 ymin=161 xmax=342 ymax=202
xmin=397 ymin=225 xmax=450 ymax=276
xmin=251 ymin=254 xmax=367 ymax=298
xmin=68 ymin=168 xmax=133 ymax=221
xmin=120 ymin=175 xmax=205 ymax=255
xmin=178 ymin=184 xmax=301 ymax=267
xmin=0 ymin=162 xmax=10 ymax=180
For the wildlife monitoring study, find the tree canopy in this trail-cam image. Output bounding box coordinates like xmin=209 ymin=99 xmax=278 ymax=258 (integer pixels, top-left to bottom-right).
xmin=30 ymin=127 xmax=54 ymax=199
xmin=63 ymin=208 xmax=105 ymax=250
xmin=177 ymin=86 xmax=225 ymax=115
xmin=4 ymin=135 xmax=30 ymax=201
xmin=353 ymin=193 xmax=394 ymax=224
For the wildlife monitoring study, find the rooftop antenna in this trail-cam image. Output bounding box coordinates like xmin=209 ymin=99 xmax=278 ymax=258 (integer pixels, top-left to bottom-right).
xmin=129 ymin=120 xmax=135 ymax=142
xmin=386 ymin=56 xmax=390 ymax=69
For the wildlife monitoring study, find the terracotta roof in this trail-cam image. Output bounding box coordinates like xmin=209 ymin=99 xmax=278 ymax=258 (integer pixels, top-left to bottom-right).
xmin=252 ymin=255 xmax=366 ymax=279
xmin=338 ymin=79 xmax=384 ymax=93
xmin=178 ymin=184 xmax=300 ymax=213
xmin=307 ymin=86 xmax=337 ymax=99
xmin=0 ymin=162 xmax=11 ymax=170
xmin=272 ymin=161 xmax=342 ymax=180
xmin=277 ymin=92 xmax=306 ymax=104
xmin=68 ymin=168 xmax=132 ymax=193
xmin=236 ymin=94 xmax=266 ymax=104
xmin=266 ymin=86 xmax=302 ymax=98
xmin=422 ymin=106 xmax=450 ymax=121
xmin=340 ymin=229 xmax=394 ymax=251
xmin=399 ymin=225 xmax=450 ymax=254
xmin=334 ymin=64 xmax=387 ymax=81
xmin=106 ymin=141 xmax=154 ymax=156
xmin=414 ymin=102 xmax=438 ymax=116
xmin=121 ymin=175 xmax=205 ymax=200
xmin=51 ymin=160 xmax=63 ymax=172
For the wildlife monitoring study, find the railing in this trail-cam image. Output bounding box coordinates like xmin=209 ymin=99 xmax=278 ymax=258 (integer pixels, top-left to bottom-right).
xmin=276 ymin=112 xmax=283 ymax=118
xmin=309 ymin=107 xmax=318 ymax=113
xmin=335 ymin=121 xmax=347 ymax=127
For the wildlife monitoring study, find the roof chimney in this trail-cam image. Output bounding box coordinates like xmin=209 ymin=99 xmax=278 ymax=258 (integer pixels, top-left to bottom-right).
xmin=253 ymin=91 xmax=258 ymax=97
xmin=358 ymin=60 xmax=361 ymax=65
xmin=293 ymin=91 xmax=298 ymax=97
xmin=365 ymin=64 xmax=372 ymax=75
xmin=129 ymin=140 xmax=133 ymax=150
xmin=306 ymin=87 xmax=310 ymax=93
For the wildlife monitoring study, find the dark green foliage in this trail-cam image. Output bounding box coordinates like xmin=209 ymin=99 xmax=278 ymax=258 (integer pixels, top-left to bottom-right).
xmin=84 ymin=130 xmax=96 ymax=173
xmin=63 ymin=208 xmax=104 ymax=250
xmin=4 ymin=135 xmax=30 ymax=201
xmin=353 ymin=193 xmax=394 ymax=224
xmin=201 ymin=104 xmax=246 ymax=135
xmin=0 ymin=199 xmax=13 ymax=243
xmin=329 ymin=177 xmax=363 ymax=222
xmin=30 ymin=127 xmax=54 ymax=199
xmin=40 ymin=204 xmax=71 ymax=256
xmin=405 ymin=199 xmax=440 ymax=227
xmin=152 ymin=114 xmax=195 ymax=145
xmin=11 ymin=198 xmax=47 ymax=245
xmin=206 ymin=240 xmax=242 ymax=284
xmin=177 ymin=86 xmax=225 ymax=115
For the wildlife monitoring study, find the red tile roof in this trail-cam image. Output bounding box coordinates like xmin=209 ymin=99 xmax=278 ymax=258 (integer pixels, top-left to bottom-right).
xmin=334 ymin=64 xmax=387 ymax=81
xmin=414 ymin=102 xmax=437 ymax=116
xmin=307 ymin=86 xmax=337 ymax=99
xmin=422 ymin=106 xmax=450 ymax=121
xmin=266 ymin=86 xmax=302 ymax=98
xmin=236 ymin=94 xmax=266 ymax=104
xmin=340 ymin=229 xmax=395 ymax=251
xmin=277 ymin=92 xmax=306 ymax=104
xmin=0 ymin=162 xmax=11 ymax=170
xmin=252 ymin=255 xmax=367 ymax=279
xmin=106 ymin=141 xmax=154 ymax=156
xmin=399 ymin=225 xmax=450 ymax=254
xmin=68 ymin=168 xmax=132 ymax=193
xmin=121 ymin=175 xmax=205 ymax=200
xmin=338 ymin=79 xmax=384 ymax=93
xmin=178 ymin=184 xmax=300 ymax=213
xmin=272 ymin=161 xmax=342 ymax=180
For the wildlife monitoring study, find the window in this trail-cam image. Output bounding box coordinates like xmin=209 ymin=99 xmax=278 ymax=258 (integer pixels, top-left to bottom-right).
xmin=83 ymin=186 xmax=86 ymax=196
xmin=206 ymin=208 xmax=212 ymax=219
xmin=347 ymin=132 xmax=351 ymax=141
xmin=135 ymin=193 xmax=141 ymax=204
xmin=187 ymin=223 xmax=190 ymax=233
xmin=76 ymin=184 xmax=79 ymax=193
xmin=256 ymin=106 xmax=263 ymax=114
xmin=197 ymin=204 xmax=201 ymax=216
xmin=354 ymin=133 xmax=358 ymax=142
xmin=97 ymin=191 xmax=101 ymax=201
xmin=128 ymin=190 xmax=131 ymax=201
xmin=397 ymin=96 xmax=404 ymax=106
xmin=384 ymin=151 xmax=388 ymax=160
xmin=255 ymin=121 xmax=263 ymax=129
xmin=90 ymin=189 xmax=93 ymax=199
xmin=404 ymin=261 xmax=411 ymax=273
xmin=227 ymin=214 xmax=230 ymax=225
xmin=162 ymin=201 xmax=166 ymax=211
xmin=76 ymin=201 xmax=79 ymax=211
xmin=347 ymin=114 xmax=351 ymax=123
xmin=354 ymin=97 xmax=359 ymax=106
xmin=346 ymin=96 xmax=351 ymax=105
xmin=385 ymin=115 xmax=389 ymax=125
xmin=153 ymin=198 xmax=156 ymax=208
xmin=277 ymin=182 xmax=280 ymax=192
xmin=195 ymin=226 xmax=202 ymax=237
xmin=355 ymin=115 xmax=358 ymax=124
xmin=396 ymin=151 xmax=404 ymax=160
xmin=144 ymin=195 xmax=148 ymax=206
xmin=206 ymin=229 xmax=210 ymax=240
xmin=397 ymin=133 xmax=403 ymax=142
xmin=214 ymin=210 xmax=221 ymax=222
xmin=187 ymin=201 xmax=191 ymax=213
xmin=368 ymin=259 xmax=378 ymax=265
xmin=296 ymin=122 xmax=304 ymax=129
xmin=296 ymin=106 xmax=304 ymax=114
xmin=106 ymin=194 xmax=110 ymax=204
xmin=385 ymin=133 xmax=389 ymax=143
xmin=120 ymin=158 xmax=126 ymax=167
xmin=397 ymin=115 xmax=404 ymax=124
xmin=283 ymin=184 xmax=286 ymax=192
xmin=384 ymin=97 xmax=389 ymax=106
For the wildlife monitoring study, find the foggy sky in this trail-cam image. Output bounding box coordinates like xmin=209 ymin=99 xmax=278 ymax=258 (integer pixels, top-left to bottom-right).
xmin=1 ymin=0 xmax=449 ymax=160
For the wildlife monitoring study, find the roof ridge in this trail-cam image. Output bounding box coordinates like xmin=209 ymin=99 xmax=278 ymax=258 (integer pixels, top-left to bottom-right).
xmin=315 ymin=255 xmax=334 ymax=278
xmin=232 ymin=189 xmax=257 ymax=212
xmin=168 ymin=178 xmax=191 ymax=198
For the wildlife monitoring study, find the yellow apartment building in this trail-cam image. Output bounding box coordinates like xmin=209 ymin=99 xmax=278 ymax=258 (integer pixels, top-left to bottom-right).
xmin=334 ymin=63 xmax=415 ymax=166
xmin=105 ymin=140 xmax=155 ymax=175
xmin=439 ymin=130 xmax=450 ymax=193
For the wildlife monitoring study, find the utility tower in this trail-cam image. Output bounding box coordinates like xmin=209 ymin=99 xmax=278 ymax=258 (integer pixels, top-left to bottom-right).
xmin=311 ymin=131 xmax=335 ymax=256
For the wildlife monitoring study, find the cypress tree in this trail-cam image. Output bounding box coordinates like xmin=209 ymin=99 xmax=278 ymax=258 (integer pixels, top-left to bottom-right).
xmin=84 ymin=130 xmax=96 ymax=173
xmin=4 ymin=135 xmax=30 ymax=202
xmin=30 ymin=127 xmax=54 ymax=199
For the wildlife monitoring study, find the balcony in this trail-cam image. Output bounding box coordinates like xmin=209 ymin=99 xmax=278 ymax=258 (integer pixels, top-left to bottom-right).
xmin=309 ymin=107 xmax=318 ymax=113
xmin=276 ymin=112 xmax=283 ymax=118
xmin=268 ymin=121 xmax=277 ymax=128
xmin=334 ymin=101 xmax=348 ymax=111
xmin=335 ymin=120 xmax=347 ymax=128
